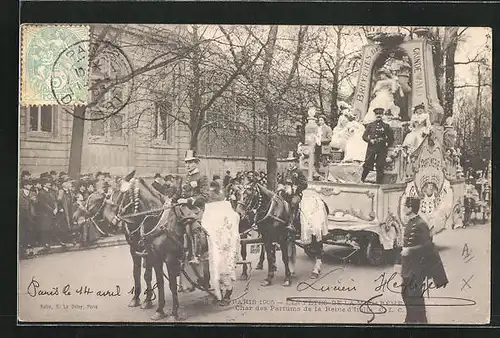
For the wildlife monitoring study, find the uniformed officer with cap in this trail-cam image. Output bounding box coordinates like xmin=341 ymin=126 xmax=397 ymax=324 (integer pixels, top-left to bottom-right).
xmin=278 ymin=151 xmax=308 ymax=233
xmin=174 ymin=150 xmax=209 ymax=264
xmin=361 ymin=107 xmax=394 ymax=184
xmin=399 ymin=195 xmax=448 ymax=324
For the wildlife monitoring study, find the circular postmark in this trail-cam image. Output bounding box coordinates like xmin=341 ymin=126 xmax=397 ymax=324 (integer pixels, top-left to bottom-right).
xmin=51 ymin=39 xmax=134 ymax=120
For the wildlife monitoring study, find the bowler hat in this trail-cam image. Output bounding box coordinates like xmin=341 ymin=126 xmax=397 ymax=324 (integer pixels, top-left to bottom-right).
xmin=21 ymin=170 xmax=31 ymax=177
xmin=184 ymin=150 xmax=199 ymax=162
xmin=50 ymin=170 xmax=57 ymax=176
xmin=154 ymin=173 xmax=162 ymax=179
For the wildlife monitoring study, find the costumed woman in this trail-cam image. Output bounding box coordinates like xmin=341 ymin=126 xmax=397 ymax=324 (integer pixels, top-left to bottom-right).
xmin=343 ymin=112 xmax=368 ymax=163
xmin=363 ymin=67 xmax=401 ymax=123
xmin=402 ymin=103 xmax=431 ymax=155
xmin=330 ymin=105 xmax=355 ymax=152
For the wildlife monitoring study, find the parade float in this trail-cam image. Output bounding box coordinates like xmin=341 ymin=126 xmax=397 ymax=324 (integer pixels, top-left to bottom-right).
xmin=297 ymin=33 xmax=465 ymax=265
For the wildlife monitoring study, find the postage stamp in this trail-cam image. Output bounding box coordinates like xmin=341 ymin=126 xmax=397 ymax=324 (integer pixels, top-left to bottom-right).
xmin=17 ymin=24 xmax=491 ymax=325
xmin=20 ymin=24 xmax=90 ymax=106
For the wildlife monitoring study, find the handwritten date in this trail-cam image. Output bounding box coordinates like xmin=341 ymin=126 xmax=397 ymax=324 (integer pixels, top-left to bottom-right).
xmin=27 ymin=277 xmax=121 ymax=298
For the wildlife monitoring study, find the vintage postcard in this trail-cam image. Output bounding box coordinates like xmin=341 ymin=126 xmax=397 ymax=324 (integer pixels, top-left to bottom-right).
xmin=18 ymin=24 xmax=491 ymax=324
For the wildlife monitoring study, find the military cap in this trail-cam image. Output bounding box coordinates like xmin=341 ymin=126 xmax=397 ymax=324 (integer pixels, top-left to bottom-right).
xmin=373 ymin=107 xmax=385 ymax=115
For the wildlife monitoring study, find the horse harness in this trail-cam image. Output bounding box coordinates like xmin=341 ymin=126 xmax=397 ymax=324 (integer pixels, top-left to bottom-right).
xmin=237 ymin=184 xmax=289 ymax=228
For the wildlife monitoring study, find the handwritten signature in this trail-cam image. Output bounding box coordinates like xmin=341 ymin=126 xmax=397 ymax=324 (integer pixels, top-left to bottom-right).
xmin=296 ymin=268 xmax=356 ymax=293
xmin=373 ymin=272 xmax=438 ymax=296
xmin=27 ymin=277 xmax=121 ymax=298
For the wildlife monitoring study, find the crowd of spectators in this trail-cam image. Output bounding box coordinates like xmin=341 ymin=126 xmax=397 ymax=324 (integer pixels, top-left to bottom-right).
xmin=19 ymin=170 xmax=123 ymax=258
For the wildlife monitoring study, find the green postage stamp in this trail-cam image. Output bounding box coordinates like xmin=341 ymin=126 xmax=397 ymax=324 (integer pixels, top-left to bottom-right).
xmin=20 ymin=25 xmax=90 ymax=106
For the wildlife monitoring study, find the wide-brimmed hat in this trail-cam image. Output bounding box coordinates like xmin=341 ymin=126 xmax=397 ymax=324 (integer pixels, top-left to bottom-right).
xmin=184 ymin=150 xmax=199 ymax=162
xmin=412 ymin=103 xmax=425 ymax=112
xmin=285 ymin=151 xmax=298 ymax=161
xmin=40 ymin=177 xmax=51 ymax=186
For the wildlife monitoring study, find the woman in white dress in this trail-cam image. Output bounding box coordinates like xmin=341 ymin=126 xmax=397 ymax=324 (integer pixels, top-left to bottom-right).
xmin=330 ymin=109 xmax=352 ymax=151
xmin=343 ymin=119 xmax=368 ymax=162
xmin=363 ymin=68 xmax=401 ymax=123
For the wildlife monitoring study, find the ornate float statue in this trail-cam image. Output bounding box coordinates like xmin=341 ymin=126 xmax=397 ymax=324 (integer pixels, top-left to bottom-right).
xmin=402 ymin=103 xmax=431 ymax=155
xmin=363 ymin=68 xmax=401 ymax=123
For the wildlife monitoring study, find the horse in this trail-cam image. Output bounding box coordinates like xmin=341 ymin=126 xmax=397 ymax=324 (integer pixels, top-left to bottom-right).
xmin=235 ymin=183 xmax=295 ymax=287
xmin=229 ymin=185 xmax=275 ymax=280
xmin=235 ymin=183 xmax=327 ymax=286
xmin=107 ymin=170 xmax=188 ymax=320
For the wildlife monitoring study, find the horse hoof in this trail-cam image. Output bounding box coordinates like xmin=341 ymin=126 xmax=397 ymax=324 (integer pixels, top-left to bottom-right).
xmin=310 ymin=271 xmax=320 ymax=279
xmin=240 ymin=273 xmax=249 ymax=281
xmin=256 ymin=264 xmax=263 ymax=270
xmin=128 ymin=298 xmax=141 ymax=307
xmin=282 ymin=279 xmax=292 ymax=287
xmin=168 ymin=315 xmax=182 ymax=322
xmin=261 ymin=279 xmax=272 ymax=287
xmin=141 ymin=300 xmax=154 ymax=310
xmin=150 ymin=311 xmax=167 ymax=321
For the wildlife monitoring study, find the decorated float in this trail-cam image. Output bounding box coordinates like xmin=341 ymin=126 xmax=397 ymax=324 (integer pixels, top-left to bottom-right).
xmin=297 ymin=33 xmax=465 ymax=265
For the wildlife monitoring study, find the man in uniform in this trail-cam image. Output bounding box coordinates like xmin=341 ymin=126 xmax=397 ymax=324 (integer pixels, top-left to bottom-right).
xmin=278 ymin=151 xmax=308 ymax=234
xmin=361 ymin=107 xmax=394 ymax=184
xmin=399 ymin=196 xmax=448 ymax=323
xmin=174 ymin=150 xmax=209 ymax=264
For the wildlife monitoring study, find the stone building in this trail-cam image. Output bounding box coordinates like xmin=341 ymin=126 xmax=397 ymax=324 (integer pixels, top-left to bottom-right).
xmin=19 ymin=24 xmax=298 ymax=178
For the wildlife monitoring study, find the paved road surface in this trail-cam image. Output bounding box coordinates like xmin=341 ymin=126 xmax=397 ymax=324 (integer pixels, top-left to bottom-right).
xmin=18 ymin=223 xmax=490 ymax=324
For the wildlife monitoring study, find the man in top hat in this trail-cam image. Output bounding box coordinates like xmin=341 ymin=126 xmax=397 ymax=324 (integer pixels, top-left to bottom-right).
xmin=398 ymin=196 xmax=448 ymax=324
xmin=174 ymin=150 xmax=209 ymax=264
xmin=314 ymin=114 xmax=333 ymax=170
xmin=35 ymin=176 xmax=59 ymax=251
xmin=278 ymin=151 xmax=308 ymax=233
xmin=361 ymin=107 xmax=394 ymax=184
xmin=19 ymin=177 xmax=37 ymax=257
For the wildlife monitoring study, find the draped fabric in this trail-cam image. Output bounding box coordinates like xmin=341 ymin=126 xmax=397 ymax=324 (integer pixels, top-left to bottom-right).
xmin=201 ymin=200 xmax=241 ymax=300
xmin=299 ymin=190 xmax=329 ymax=244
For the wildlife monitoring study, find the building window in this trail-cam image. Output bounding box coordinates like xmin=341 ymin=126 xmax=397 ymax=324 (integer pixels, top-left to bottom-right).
xmin=154 ymin=101 xmax=174 ymax=144
xmin=89 ymin=111 xmax=124 ymax=139
xmin=29 ymin=106 xmax=53 ymax=132
xmin=110 ymin=114 xmax=123 ymax=138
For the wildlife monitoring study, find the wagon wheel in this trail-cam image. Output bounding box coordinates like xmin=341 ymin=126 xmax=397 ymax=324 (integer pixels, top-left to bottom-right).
xmin=364 ymin=236 xmax=385 ymax=266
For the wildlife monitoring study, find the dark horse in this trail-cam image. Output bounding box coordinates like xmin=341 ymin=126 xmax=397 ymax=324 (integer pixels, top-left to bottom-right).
xmin=112 ymin=170 xmax=214 ymax=320
xmin=235 ymin=183 xmax=326 ymax=286
xmin=235 ymin=183 xmax=295 ymax=286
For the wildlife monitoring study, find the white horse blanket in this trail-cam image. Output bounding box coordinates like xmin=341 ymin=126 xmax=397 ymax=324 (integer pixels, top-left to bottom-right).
xmin=299 ymin=190 xmax=329 ymax=244
xmin=201 ymin=200 xmax=241 ymax=300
